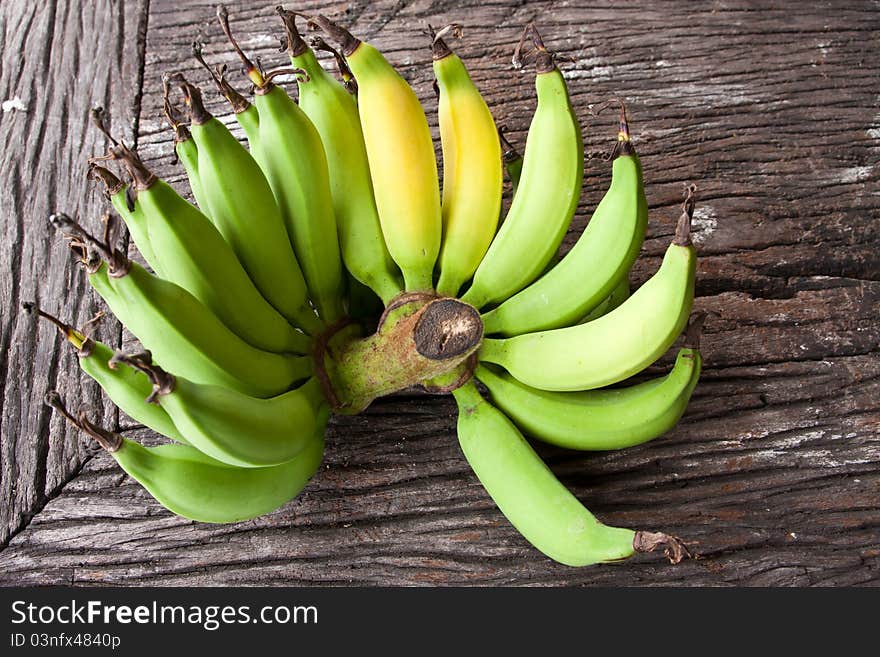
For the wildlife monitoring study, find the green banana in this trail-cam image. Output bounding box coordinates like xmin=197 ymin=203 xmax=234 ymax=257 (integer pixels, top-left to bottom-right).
xmin=452 ymin=381 xmax=688 ymax=566
xmin=579 ymin=275 xmax=630 ymax=324
xmin=88 ymin=164 xmax=165 ymax=278
xmin=278 ymin=10 xmax=402 ymax=305
xmin=108 ymin=144 xmax=311 ymax=355
xmin=192 ymin=42 xmax=262 ymax=157
xmin=161 ymin=77 xmax=211 ymax=213
xmin=475 ymin=316 xmax=703 ymax=450
xmin=52 ymin=213 xmax=311 ymax=398
xmin=499 ymin=127 xmax=524 ymax=197
xmin=481 ymin=107 xmax=647 ymax=336
xmin=24 ymin=304 xmax=186 ymax=444
xmin=460 ymin=24 xmax=583 ymax=309
xmin=312 ymin=15 xmax=441 ymax=293
xmin=112 ymin=353 xmax=327 ymax=468
xmin=170 ymin=75 xmax=323 ymax=336
xmin=432 ymin=27 xmax=503 ymax=298
xmin=218 ymin=6 xmax=345 ymax=324
xmin=46 ymin=392 xmax=326 ymax=524
xmin=478 ymin=187 xmax=697 ymax=391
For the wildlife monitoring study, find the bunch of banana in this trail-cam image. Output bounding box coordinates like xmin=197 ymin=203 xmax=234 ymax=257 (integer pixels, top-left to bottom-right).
xmin=31 ymin=7 xmax=707 ymax=569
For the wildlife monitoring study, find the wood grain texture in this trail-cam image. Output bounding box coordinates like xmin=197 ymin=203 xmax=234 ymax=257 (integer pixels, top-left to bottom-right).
xmin=1 ymin=0 xmax=878 ymax=585
xmin=0 ymin=0 xmax=148 ymax=548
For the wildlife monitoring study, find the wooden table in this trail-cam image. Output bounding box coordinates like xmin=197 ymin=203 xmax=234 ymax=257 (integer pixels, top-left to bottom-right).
xmin=1 ymin=0 xmax=877 ymax=586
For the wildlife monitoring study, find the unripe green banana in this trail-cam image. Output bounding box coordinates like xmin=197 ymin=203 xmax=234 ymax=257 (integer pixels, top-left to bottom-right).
xmin=53 ymin=213 xmax=310 ymax=398
xmin=109 ymin=142 xmax=312 ymax=354
xmin=479 ymin=189 xmax=698 ymax=391
xmin=578 ymin=275 xmax=630 ymax=324
xmin=452 ymin=381 xmax=689 ymax=566
xmin=46 ymin=392 xmax=326 ymax=524
xmin=460 ymin=25 xmax=583 ymax=309
xmin=160 ymin=79 xmax=212 ymax=213
xmin=499 ymin=128 xmax=524 ymax=196
xmin=481 ymin=109 xmax=646 ymax=336
xmin=170 ymin=75 xmax=323 ymax=336
xmin=278 ymin=10 xmax=402 ymax=305
xmin=88 ymin=164 xmax=164 ymax=277
xmin=113 ymin=353 xmax=327 ymax=468
xmin=432 ymin=29 xmax=503 ymax=298
xmin=475 ymin=324 xmax=702 ymax=451
xmin=313 ymin=15 xmax=441 ymax=293
xmin=24 ymin=304 xmax=186 ymax=444
xmin=218 ymin=7 xmax=345 ymax=323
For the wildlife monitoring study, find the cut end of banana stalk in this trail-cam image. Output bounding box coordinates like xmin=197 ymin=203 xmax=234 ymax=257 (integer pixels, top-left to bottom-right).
xmin=413 ymin=298 xmax=483 ymax=361
xmin=633 ymin=530 xmax=694 ymax=564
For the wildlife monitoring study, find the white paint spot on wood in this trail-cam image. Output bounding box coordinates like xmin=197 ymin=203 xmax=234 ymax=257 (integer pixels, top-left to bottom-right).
xmin=817 ymin=42 xmax=831 ymax=54
xmin=867 ymin=128 xmax=880 ymax=139
xmin=691 ymin=205 xmax=717 ymax=244
xmin=840 ymin=165 xmax=873 ymax=183
xmin=2 ymin=96 xmax=27 ymax=112
xmin=245 ymin=34 xmax=277 ymax=46
xmin=655 ymin=60 xmax=670 ymax=67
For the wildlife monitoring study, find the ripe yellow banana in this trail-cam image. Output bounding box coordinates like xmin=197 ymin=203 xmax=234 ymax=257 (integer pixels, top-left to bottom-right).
xmin=314 ymin=15 xmax=441 ymax=293
xmin=432 ymin=27 xmax=503 ymax=298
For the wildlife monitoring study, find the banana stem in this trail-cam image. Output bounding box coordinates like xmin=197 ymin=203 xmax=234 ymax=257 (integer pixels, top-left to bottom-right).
xmin=674 ymin=185 xmax=697 ymax=246
xmin=44 ymin=391 xmax=123 ymax=452
xmin=321 ymin=296 xmax=483 ymax=413
xmin=310 ymin=15 xmax=361 ymax=58
xmin=633 ymin=531 xmax=692 ymax=564
xmin=192 ymin=41 xmax=251 ymax=114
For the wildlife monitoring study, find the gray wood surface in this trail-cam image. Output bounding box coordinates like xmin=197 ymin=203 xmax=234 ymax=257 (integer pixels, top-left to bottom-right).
xmin=1 ymin=0 xmax=878 ymax=586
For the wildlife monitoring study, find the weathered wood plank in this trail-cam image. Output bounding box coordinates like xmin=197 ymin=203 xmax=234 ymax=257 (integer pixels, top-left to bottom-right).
xmin=0 ymin=0 xmax=148 ymax=547
xmin=1 ymin=0 xmax=878 ymax=585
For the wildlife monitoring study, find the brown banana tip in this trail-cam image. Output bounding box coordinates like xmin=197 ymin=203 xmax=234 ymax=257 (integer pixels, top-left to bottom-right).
xmin=89 ymin=106 xmax=119 ymax=146
xmin=684 ymin=312 xmax=708 ymax=350
xmin=618 ymin=101 xmax=630 ymax=142
xmin=311 ymin=14 xmax=361 ymax=57
xmin=513 ymin=22 xmax=555 ymax=73
xmin=86 ymin=163 xmax=125 ymax=196
xmin=110 ymin=350 xmax=175 ymax=402
xmin=76 ymin=410 xmax=124 ymax=452
xmin=216 ymin=4 xmax=265 ymax=86
xmin=673 ymin=184 xmax=697 ymax=246
xmin=170 ymin=72 xmax=212 ymax=125
xmin=20 ymin=302 xmax=84 ymax=347
xmin=633 ymin=530 xmax=694 ymax=564
xmin=277 ymin=6 xmax=309 ymax=57
xmin=44 ymin=392 xmax=121 ymax=452
xmin=429 ymin=23 xmax=462 ymax=60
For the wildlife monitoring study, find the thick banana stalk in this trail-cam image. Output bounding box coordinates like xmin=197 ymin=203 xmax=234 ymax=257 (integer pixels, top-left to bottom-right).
xmin=47 ymin=393 xmax=326 ymax=524
xmin=452 ymin=381 xmax=689 ymax=566
xmin=479 ymin=190 xmax=697 ymax=391
xmin=279 ymin=9 xmax=402 ymax=305
xmin=313 ymin=15 xmax=441 ymax=293
xmin=481 ymin=109 xmax=647 ymax=336
xmin=460 ymin=25 xmax=583 ymax=309
xmin=432 ymin=29 xmax=503 ymax=298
